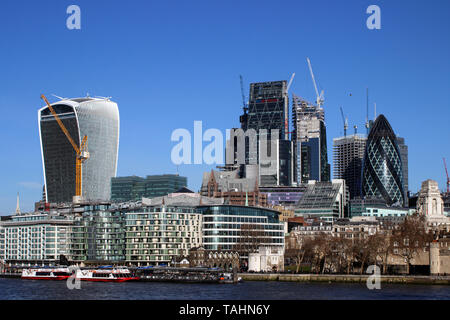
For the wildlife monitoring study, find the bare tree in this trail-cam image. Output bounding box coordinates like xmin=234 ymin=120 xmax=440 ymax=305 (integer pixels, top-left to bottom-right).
xmin=390 ymin=215 xmax=432 ymax=275
xmin=285 ymin=235 xmax=314 ymax=273
xmin=233 ymin=223 xmax=267 ymax=260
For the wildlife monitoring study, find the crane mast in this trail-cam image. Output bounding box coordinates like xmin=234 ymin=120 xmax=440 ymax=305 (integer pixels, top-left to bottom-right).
xmin=340 ymin=106 xmax=348 ymax=137
xmin=40 ymin=94 xmax=89 ymax=202
xmin=306 ymin=57 xmax=324 ymax=108
xmin=444 ymin=158 xmax=450 ymax=194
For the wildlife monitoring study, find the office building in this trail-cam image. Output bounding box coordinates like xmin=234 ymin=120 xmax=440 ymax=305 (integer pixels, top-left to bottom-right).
xmin=245 ymin=80 xmax=288 ymax=140
xmin=294 ymin=179 xmax=347 ymax=223
xmin=259 ymin=185 xmax=307 ymax=207
xmin=333 ymin=134 xmax=367 ymax=199
xmin=111 ymin=174 xmax=187 ymax=202
xmin=39 ymin=97 xmax=119 ymax=203
xmin=233 ymin=80 xmax=293 ymax=186
xmin=416 ymin=179 xmax=450 ymax=228
xmin=196 ymin=205 xmax=285 ymax=254
xmin=362 ymin=115 xmax=405 ymax=206
xmin=396 ymin=137 xmax=409 ymax=205
xmin=291 ymin=94 xmax=330 ymax=184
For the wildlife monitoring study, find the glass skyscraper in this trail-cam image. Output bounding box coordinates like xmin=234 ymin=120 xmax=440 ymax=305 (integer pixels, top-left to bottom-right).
xmin=39 ymin=97 xmax=120 ymax=203
xmin=235 ymin=80 xmax=292 ymax=186
xmin=362 ymin=115 xmax=405 ymax=206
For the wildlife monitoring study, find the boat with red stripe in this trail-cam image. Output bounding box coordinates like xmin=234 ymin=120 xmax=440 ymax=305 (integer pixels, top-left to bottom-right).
xmin=21 ymin=267 xmax=71 ymax=280
xmin=75 ymin=266 xmax=139 ymax=282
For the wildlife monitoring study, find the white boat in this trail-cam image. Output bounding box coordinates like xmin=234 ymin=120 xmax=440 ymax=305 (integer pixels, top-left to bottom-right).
xmin=75 ymin=267 xmax=139 ymax=282
xmin=21 ymin=267 xmax=72 ymax=280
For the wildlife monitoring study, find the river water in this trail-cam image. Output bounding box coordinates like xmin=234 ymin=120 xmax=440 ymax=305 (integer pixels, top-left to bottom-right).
xmin=0 ymin=278 xmax=449 ymax=300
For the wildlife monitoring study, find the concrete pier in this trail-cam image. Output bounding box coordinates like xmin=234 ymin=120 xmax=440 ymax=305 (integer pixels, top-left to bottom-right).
xmin=238 ymin=273 xmax=450 ymax=285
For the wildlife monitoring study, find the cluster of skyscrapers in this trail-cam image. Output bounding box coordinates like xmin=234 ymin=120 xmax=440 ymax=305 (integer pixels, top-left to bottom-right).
xmin=4 ymin=72 xmax=443 ymax=269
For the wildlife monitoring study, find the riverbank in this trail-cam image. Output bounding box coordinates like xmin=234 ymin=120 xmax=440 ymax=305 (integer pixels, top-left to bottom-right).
xmin=238 ymin=273 xmax=450 ymax=285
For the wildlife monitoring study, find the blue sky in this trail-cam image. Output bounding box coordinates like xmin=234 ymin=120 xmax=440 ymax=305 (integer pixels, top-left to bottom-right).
xmin=0 ymin=0 xmax=449 ymax=214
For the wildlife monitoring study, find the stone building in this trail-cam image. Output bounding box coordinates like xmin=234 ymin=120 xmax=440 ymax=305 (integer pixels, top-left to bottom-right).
xmin=200 ymin=169 xmax=267 ymax=207
xmin=430 ymin=239 xmax=450 ymax=275
xmin=416 ymin=179 xmax=450 ymax=230
xmin=248 ymin=246 xmax=284 ymax=272
xmin=188 ymin=247 xmax=240 ymax=270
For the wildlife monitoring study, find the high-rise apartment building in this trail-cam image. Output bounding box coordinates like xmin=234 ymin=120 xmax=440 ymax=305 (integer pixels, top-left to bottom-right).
xmin=333 ymin=134 xmax=367 ymax=199
xmin=291 ymin=94 xmax=330 ymax=184
xmin=39 ymin=97 xmax=119 ymax=203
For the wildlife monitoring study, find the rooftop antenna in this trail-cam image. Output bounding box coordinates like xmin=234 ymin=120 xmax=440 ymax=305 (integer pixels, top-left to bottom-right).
xmin=354 ymin=125 xmax=358 ymax=135
xmin=374 ymin=102 xmax=377 ymax=119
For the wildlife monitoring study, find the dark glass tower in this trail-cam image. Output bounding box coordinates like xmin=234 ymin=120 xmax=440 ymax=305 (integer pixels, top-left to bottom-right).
xmin=236 ymin=80 xmax=292 ymax=186
xmin=362 ymin=115 xmax=405 ymax=206
xmin=246 ymin=81 xmax=287 ymax=140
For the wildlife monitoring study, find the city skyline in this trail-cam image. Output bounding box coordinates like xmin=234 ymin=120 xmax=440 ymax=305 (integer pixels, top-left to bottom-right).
xmin=1 ymin=0 xmax=449 ymax=214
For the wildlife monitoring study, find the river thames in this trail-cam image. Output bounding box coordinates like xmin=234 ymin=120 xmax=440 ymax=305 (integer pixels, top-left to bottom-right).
xmin=0 ymin=278 xmax=449 ymax=300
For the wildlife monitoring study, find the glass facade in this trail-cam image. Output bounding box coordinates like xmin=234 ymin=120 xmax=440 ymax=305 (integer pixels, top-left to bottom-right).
xmin=362 ymin=115 xmax=405 ymax=206
xmin=39 ymin=98 xmax=119 ymax=203
xmin=71 ymin=204 xmax=125 ymax=262
xmin=111 ymin=175 xmax=188 ymax=202
xmin=197 ymin=205 xmax=285 ymax=252
xmin=40 ymin=105 xmax=80 ymax=203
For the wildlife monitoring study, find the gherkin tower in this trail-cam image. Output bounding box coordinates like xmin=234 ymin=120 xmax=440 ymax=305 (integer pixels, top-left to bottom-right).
xmin=362 ymin=114 xmax=405 ymax=206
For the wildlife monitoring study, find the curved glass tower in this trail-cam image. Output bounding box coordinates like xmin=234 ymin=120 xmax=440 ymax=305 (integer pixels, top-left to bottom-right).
xmin=362 ymin=114 xmax=404 ymax=206
xmin=39 ymin=97 xmax=119 ymax=203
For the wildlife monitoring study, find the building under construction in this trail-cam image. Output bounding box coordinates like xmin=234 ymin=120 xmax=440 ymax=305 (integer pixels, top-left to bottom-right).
xmin=235 ymin=80 xmax=293 ymax=186
xmin=291 ymin=94 xmax=330 ymax=184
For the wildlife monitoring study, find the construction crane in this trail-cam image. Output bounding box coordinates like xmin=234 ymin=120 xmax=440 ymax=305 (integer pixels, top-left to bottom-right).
xmin=340 ymin=106 xmax=348 ymax=137
xmin=284 ymin=73 xmax=296 ymax=138
xmin=306 ymin=57 xmax=324 ymax=108
xmin=40 ymin=94 xmax=89 ymax=202
xmin=239 ymin=75 xmax=248 ymax=113
xmin=444 ymin=158 xmax=450 ymax=194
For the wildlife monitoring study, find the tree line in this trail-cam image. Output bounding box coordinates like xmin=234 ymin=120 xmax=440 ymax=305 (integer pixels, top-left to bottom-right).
xmin=285 ymin=215 xmax=433 ymax=275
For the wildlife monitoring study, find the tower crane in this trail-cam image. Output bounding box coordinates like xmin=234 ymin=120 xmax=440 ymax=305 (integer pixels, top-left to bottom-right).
xmin=40 ymin=94 xmax=89 ymax=203
xmin=340 ymin=106 xmax=348 ymax=137
xmin=444 ymin=158 xmax=450 ymax=194
xmin=239 ymin=75 xmax=248 ymax=113
xmin=284 ymin=73 xmax=296 ymax=138
xmin=306 ymin=57 xmax=324 ymax=108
